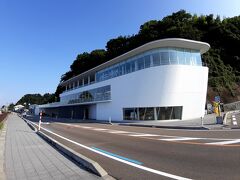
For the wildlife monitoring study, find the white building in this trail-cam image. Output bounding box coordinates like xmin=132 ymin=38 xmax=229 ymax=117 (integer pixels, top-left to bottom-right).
xmin=14 ymin=105 xmax=25 ymax=112
xmin=39 ymin=38 xmax=210 ymax=121
xmin=29 ymin=104 xmax=40 ymax=115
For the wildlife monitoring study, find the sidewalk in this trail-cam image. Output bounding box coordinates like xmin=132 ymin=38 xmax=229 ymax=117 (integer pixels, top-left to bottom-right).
xmin=4 ymin=113 xmax=100 ymax=180
xmin=119 ymin=114 xmax=222 ymax=130
xmin=26 ymin=113 xmax=225 ymax=130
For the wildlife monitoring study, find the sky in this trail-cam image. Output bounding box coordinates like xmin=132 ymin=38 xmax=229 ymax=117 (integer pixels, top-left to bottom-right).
xmin=0 ymin=0 xmax=239 ymax=106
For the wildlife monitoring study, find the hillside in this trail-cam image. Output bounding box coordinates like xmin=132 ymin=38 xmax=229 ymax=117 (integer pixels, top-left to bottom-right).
xmin=56 ymin=10 xmax=240 ymax=103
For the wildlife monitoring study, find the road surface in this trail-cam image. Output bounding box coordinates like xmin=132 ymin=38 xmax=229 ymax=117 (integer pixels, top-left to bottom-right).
xmin=26 ymin=117 xmax=240 ymax=180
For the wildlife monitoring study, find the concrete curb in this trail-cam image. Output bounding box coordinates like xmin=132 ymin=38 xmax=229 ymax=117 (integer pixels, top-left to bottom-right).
xmin=23 ymin=118 xmax=113 ymax=179
xmin=119 ymin=123 xmax=209 ymax=130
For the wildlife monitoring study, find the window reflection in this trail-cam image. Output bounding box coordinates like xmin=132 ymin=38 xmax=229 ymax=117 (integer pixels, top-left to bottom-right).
xmin=62 ymin=85 xmax=111 ymax=104
xmin=123 ymin=106 xmax=182 ymax=120
xmin=95 ymin=48 xmax=202 ymax=83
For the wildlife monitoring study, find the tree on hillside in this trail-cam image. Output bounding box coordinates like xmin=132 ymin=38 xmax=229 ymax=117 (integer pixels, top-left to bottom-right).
xmin=8 ymin=103 xmax=15 ymax=111
xmin=16 ymin=93 xmax=56 ymax=106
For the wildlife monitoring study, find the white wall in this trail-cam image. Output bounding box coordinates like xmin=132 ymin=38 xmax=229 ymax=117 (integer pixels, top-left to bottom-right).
xmin=60 ymin=65 xmax=208 ymax=121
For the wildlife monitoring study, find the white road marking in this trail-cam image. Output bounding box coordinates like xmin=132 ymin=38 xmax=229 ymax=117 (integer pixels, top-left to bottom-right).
xmin=41 ymin=122 xmax=50 ymax=125
xmin=108 ymin=130 xmax=129 ymax=134
xmin=53 ymin=122 xmax=239 ymax=144
xmin=206 ymin=139 xmax=240 ymax=145
xmin=160 ymin=137 xmax=202 ymax=141
xmin=81 ymin=126 xmax=93 ymax=129
xmin=27 ymin=120 xmax=192 ymax=180
xmin=128 ymin=134 xmax=160 ymax=137
xmin=233 ymin=121 xmax=238 ymax=126
xmin=92 ymin=128 xmax=108 ymax=131
xmin=232 ymin=117 xmax=236 ymax=121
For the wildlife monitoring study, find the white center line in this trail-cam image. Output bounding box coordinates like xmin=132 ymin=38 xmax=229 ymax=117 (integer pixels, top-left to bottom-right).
xmin=108 ymin=130 xmax=129 ymax=134
xmin=160 ymin=137 xmax=202 ymax=141
xmin=93 ymin=128 xmax=108 ymax=131
xmin=206 ymin=139 xmax=240 ymax=145
xmin=81 ymin=126 xmax=93 ymax=129
xmin=54 ymin=123 xmax=238 ymax=143
xmin=129 ymin=134 xmax=160 ymax=137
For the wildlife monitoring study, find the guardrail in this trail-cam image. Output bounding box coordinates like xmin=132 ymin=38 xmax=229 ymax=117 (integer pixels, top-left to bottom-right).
xmin=223 ymin=101 xmax=240 ymax=111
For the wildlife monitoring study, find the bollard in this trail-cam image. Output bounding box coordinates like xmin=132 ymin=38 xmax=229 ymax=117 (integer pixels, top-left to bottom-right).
xmin=38 ymin=111 xmax=42 ymax=131
xmin=109 ymin=116 xmax=112 ymax=125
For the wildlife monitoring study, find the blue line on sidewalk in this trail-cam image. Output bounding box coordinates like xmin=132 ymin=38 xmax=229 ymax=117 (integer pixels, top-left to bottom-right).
xmin=91 ymin=147 xmax=143 ymax=165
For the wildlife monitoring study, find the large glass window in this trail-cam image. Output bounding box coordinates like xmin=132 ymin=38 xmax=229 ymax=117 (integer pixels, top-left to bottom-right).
xmin=123 ymin=106 xmax=182 ymax=120
xmin=144 ymin=55 xmax=151 ymax=68
xmin=137 ymin=57 xmax=145 ymax=70
xmin=185 ymin=50 xmax=191 ymax=65
xmin=152 ymin=53 xmax=160 ymax=66
xmin=139 ymin=107 xmax=155 ymax=120
xmin=65 ymin=85 xmax=111 ymax=104
xmin=160 ymin=52 xmax=169 ymax=65
xmin=178 ymin=50 xmax=186 ymax=64
xmin=169 ymin=50 xmax=178 ymax=65
xmin=156 ymin=106 xmax=182 ymax=120
xmin=93 ymin=48 xmax=202 ymax=85
xmin=123 ymin=108 xmax=138 ymax=120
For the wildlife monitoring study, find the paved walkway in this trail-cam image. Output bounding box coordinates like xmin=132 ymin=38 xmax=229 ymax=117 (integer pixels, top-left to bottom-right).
xmin=4 ymin=113 xmax=100 ymax=180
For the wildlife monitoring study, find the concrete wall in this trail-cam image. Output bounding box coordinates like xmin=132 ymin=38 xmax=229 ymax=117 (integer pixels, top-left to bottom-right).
xmin=60 ymin=65 xmax=208 ymax=121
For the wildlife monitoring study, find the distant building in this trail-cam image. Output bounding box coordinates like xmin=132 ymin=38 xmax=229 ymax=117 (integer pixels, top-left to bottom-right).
xmin=29 ymin=104 xmax=40 ymax=115
xmin=38 ymin=38 xmax=210 ymax=121
xmin=14 ymin=105 xmax=25 ymax=112
xmin=1 ymin=105 xmax=8 ymax=112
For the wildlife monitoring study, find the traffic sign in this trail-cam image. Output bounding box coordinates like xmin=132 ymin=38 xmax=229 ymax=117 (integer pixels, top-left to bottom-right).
xmin=214 ymin=96 xmax=220 ymax=103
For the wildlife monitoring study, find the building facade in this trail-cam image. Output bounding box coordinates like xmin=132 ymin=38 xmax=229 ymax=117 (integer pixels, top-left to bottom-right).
xmin=39 ymin=38 xmax=210 ymax=121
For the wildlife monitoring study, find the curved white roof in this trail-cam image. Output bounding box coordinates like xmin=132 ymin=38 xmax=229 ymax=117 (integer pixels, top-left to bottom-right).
xmin=60 ymin=38 xmax=210 ymax=86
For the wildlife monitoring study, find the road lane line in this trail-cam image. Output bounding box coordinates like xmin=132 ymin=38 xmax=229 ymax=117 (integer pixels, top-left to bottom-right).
xmin=233 ymin=121 xmax=238 ymax=126
xmin=28 ymin=120 xmax=192 ymax=180
xmin=107 ymin=130 xmax=130 ymax=134
xmin=92 ymin=128 xmax=108 ymax=131
xmin=91 ymin=147 xmax=143 ymax=165
xmin=206 ymin=139 xmax=240 ymax=145
xmin=50 ymin=122 xmax=239 ymax=143
xmin=81 ymin=126 xmax=93 ymax=129
xmin=128 ymin=134 xmax=160 ymax=137
xmin=160 ymin=137 xmax=202 ymax=141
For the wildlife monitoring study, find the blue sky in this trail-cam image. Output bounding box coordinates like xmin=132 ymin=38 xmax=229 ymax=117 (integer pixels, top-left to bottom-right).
xmin=0 ymin=0 xmax=239 ymax=106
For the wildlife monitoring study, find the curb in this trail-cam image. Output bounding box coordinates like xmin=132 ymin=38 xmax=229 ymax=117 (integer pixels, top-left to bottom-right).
xmin=119 ymin=123 xmax=209 ymax=130
xmin=23 ymin=118 xmax=113 ymax=179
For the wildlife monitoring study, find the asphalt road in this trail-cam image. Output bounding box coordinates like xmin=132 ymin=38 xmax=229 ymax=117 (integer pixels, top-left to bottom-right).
xmin=27 ymin=117 xmax=240 ymax=180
